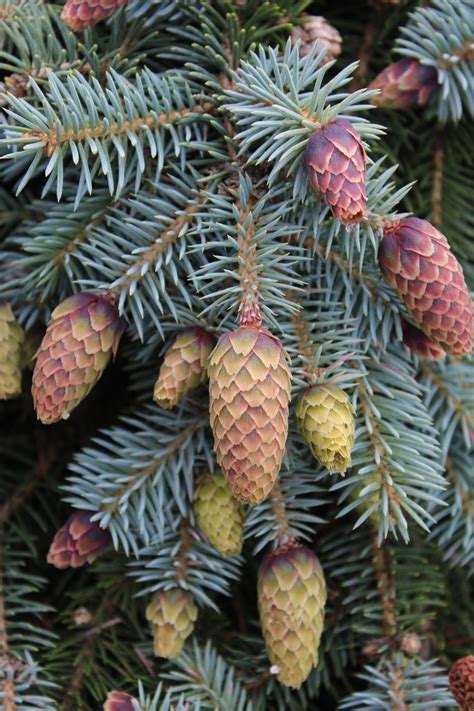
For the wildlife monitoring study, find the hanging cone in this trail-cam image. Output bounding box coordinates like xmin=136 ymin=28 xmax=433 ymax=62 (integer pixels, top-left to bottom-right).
xmin=61 ymin=0 xmax=129 ymax=31
xmin=258 ymin=543 xmax=326 ymax=689
xmin=378 ymin=217 xmax=473 ymax=356
xmin=47 ymin=511 xmax=111 ymax=569
xmin=0 ymin=301 xmax=24 ymax=400
xmin=208 ymin=325 xmax=291 ymax=505
xmin=291 ymin=15 xmax=342 ymax=63
xmin=194 ymin=471 xmax=245 ymax=556
xmin=368 ymin=58 xmax=438 ymax=109
xmin=448 ymin=656 xmax=474 ymax=711
xmin=146 ymin=588 xmax=197 ymax=658
xmin=402 ymin=321 xmax=445 ymax=361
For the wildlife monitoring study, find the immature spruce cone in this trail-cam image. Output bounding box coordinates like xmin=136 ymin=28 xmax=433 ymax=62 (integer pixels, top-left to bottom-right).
xmin=303 ymin=119 xmax=367 ymax=224
xmin=402 ymin=321 xmax=445 ymax=361
xmin=154 ymin=328 xmax=216 ymax=409
xmin=296 ymin=384 xmax=355 ymax=474
xmin=368 ymin=58 xmax=438 ymax=109
xmin=378 ymin=217 xmax=473 ymax=356
xmin=32 ymin=292 xmax=125 ymax=424
xmin=194 ymin=471 xmax=245 ymax=556
xmin=146 ymin=588 xmax=197 ymax=658
xmin=291 ymin=15 xmax=342 ymax=63
xmin=47 ymin=511 xmax=111 ymax=568
xmin=258 ymin=543 xmax=326 ymax=689
xmin=103 ymin=691 xmax=137 ymax=711
xmin=61 ymin=0 xmax=129 ymax=31
xmin=0 ymin=301 xmax=24 ymax=399
xmin=208 ymin=325 xmax=291 ymax=505
xmin=449 ymin=656 xmax=474 ymax=711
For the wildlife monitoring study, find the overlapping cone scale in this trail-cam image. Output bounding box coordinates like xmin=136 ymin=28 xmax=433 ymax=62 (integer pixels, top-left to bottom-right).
xmin=0 ymin=301 xmax=24 ymax=399
xmin=208 ymin=325 xmax=291 ymax=505
xmin=194 ymin=471 xmax=245 ymax=556
xmin=47 ymin=511 xmax=111 ymax=569
xmin=258 ymin=544 xmax=326 ymax=689
xmin=296 ymin=384 xmax=355 ymax=474
xmin=291 ymin=15 xmax=342 ymax=63
xmin=368 ymin=58 xmax=438 ymax=109
xmin=61 ymin=0 xmax=129 ymax=31
xmin=154 ymin=327 xmax=215 ymax=409
xmin=378 ymin=217 xmax=473 ymax=356
xmin=448 ymin=655 xmax=474 ymax=711
xmin=103 ymin=691 xmax=137 ymax=711
xmin=302 ymin=119 xmax=367 ymax=225
xmin=402 ymin=321 xmax=445 ymax=361
xmin=146 ymin=588 xmax=197 ymax=658
xmin=32 ymin=291 xmax=125 ymax=424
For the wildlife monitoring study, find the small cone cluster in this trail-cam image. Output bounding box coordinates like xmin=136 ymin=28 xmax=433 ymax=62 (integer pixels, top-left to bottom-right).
xmin=368 ymin=58 xmax=438 ymax=110
xmin=448 ymin=655 xmax=474 ymax=711
xmin=303 ymin=119 xmax=367 ymax=225
xmin=208 ymin=325 xmax=291 ymax=505
xmin=146 ymin=588 xmax=197 ymax=658
xmin=291 ymin=15 xmax=342 ymax=63
xmin=0 ymin=301 xmax=24 ymax=400
xmin=32 ymin=292 xmax=125 ymax=424
xmin=47 ymin=511 xmax=111 ymax=569
xmin=103 ymin=691 xmax=137 ymax=711
xmin=61 ymin=0 xmax=129 ymax=31
xmin=194 ymin=471 xmax=245 ymax=556
xmin=258 ymin=543 xmax=326 ymax=689
xmin=402 ymin=321 xmax=445 ymax=361
xmin=296 ymin=384 xmax=355 ymax=474
xmin=154 ymin=328 xmax=215 ymax=409
xmin=378 ymin=217 xmax=473 ymax=356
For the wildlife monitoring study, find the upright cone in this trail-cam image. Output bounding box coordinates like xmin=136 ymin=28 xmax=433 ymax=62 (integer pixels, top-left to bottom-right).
xmin=194 ymin=471 xmax=245 ymax=556
xmin=208 ymin=325 xmax=291 ymax=505
xmin=448 ymin=656 xmax=474 ymax=711
xmin=378 ymin=217 xmax=473 ymax=356
xmin=32 ymin=292 xmax=125 ymax=424
xmin=146 ymin=588 xmax=197 ymax=658
xmin=61 ymin=0 xmax=129 ymax=31
xmin=291 ymin=15 xmax=342 ymax=63
xmin=368 ymin=58 xmax=438 ymax=110
xmin=303 ymin=119 xmax=367 ymax=224
xmin=0 ymin=301 xmax=24 ymax=400
xmin=258 ymin=543 xmax=326 ymax=689
xmin=103 ymin=691 xmax=136 ymax=711
xmin=47 ymin=511 xmax=111 ymax=569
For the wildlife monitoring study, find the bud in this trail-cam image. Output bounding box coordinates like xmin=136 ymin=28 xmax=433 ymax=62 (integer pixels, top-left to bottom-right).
xmin=61 ymin=0 xmax=129 ymax=31
xmin=194 ymin=471 xmax=245 ymax=556
xmin=303 ymin=119 xmax=367 ymax=224
xmin=103 ymin=691 xmax=137 ymax=711
xmin=400 ymin=632 xmax=422 ymax=656
xmin=32 ymin=292 xmax=125 ymax=424
xmin=153 ymin=328 xmax=215 ymax=409
xmin=291 ymin=15 xmax=342 ymax=63
xmin=47 ymin=511 xmax=111 ymax=569
xmin=0 ymin=301 xmax=24 ymax=399
xmin=146 ymin=588 xmax=197 ymax=658
xmin=448 ymin=656 xmax=474 ymax=711
xmin=368 ymin=58 xmax=438 ymax=109
xmin=402 ymin=321 xmax=445 ymax=361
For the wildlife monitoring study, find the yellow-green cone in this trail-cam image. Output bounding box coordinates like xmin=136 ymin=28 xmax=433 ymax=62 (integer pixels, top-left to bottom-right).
xmin=153 ymin=328 xmax=216 ymax=409
xmin=258 ymin=543 xmax=326 ymax=689
xmin=194 ymin=471 xmax=244 ymax=556
xmin=296 ymin=384 xmax=355 ymax=474
xmin=0 ymin=301 xmax=24 ymax=399
xmin=145 ymin=588 xmax=197 ymax=658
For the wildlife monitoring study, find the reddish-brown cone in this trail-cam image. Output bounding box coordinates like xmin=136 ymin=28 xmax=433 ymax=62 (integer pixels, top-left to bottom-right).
xmin=402 ymin=321 xmax=445 ymax=361
xmin=103 ymin=691 xmax=136 ymax=711
xmin=368 ymin=58 xmax=438 ymax=109
xmin=61 ymin=0 xmax=129 ymax=31
xmin=449 ymin=656 xmax=474 ymax=711
xmin=303 ymin=119 xmax=367 ymax=225
xmin=47 ymin=511 xmax=111 ymax=569
xmin=379 ymin=217 xmax=473 ymax=356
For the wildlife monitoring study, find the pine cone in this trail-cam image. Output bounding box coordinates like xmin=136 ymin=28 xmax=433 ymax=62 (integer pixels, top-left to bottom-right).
xmin=378 ymin=217 xmax=473 ymax=356
xmin=0 ymin=301 xmax=24 ymax=400
xmin=47 ymin=511 xmax=111 ymax=569
xmin=296 ymin=384 xmax=355 ymax=474
xmin=302 ymin=119 xmax=367 ymax=225
xmin=208 ymin=325 xmax=291 ymax=505
xmin=61 ymin=0 xmax=129 ymax=31
xmin=368 ymin=58 xmax=438 ymax=109
xmin=402 ymin=321 xmax=445 ymax=361
xmin=291 ymin=15 xmax=342 ymax=63
xmin=154 ymin=328 xmax=216 ymax=409
xmin=449 ymin=656 xmax=474 ymax=711
xmin=258 ymin=543 xmax=326 ymax=689
xmin=194 ymin=471 xmax=245 ymax=556
xmin=32 ymin=292 xmax=125 ymax=424
xmin=146 ymin=588 xmax=197 ymax=658
xmin=103 ymin=691 xmax=137 ymax=711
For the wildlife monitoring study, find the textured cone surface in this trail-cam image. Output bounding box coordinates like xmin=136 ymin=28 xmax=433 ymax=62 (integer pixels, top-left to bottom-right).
xmin=302 ymin=119 xmax=367 ymax=225
xmin=291 ymin=15 xmax=342 ymax=63
xmin=61 ymin=0 xmax=129 ymax=31
xmin=32 ymin=291 xmax=125 ymax=424
xmin=47 ymin=511 xmax=111 ymax=569
xmin=194 ymin=471 xmax=244 ymax=556
xmin=146 ymin=588 xmax=197 ymax=658
xmin=258 ymin=544 xmax=326 ymax=689
xmin=0 ymin=301 xmax=24 ymax=399
xmin=402 ymin=321 xmax=445 ymax=361
xmin=103 ymin=691 xmax=136 ymax=711
xmin=296 ymin=384 xmax=355 ymax=474
xmin=368 ymin=58 xmax=438 ymax=109
xmin=378 ymin=217 xmax=473 ymax=356
xmin=154 ymin=328 xmax=215 ymax=409
xmin=449 ymin=656 xmax=474 ymax=711
xmin=208 ymin=325 xmax=291 ymax=505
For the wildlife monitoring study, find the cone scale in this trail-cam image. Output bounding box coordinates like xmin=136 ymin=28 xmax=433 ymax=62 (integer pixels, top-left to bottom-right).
xmin=61 ymin=0 xmax=129 ymax=31
xmin=146 ymin=588 xmax=197 ymax=658
xmin=47 ymin=511 xmax=111 ymax=569
xmin=449 ymin=656 xmax=474 ymax=711
xmin=194 ymin=471 xmax=244 ymax=556
xmin=368 ymin=58 xmax=438 ymax=109
xmin=0 ymin=301 xmax=24 ymax=400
